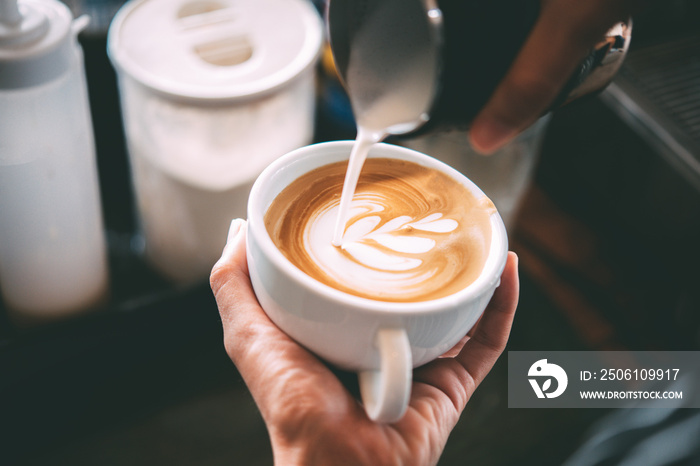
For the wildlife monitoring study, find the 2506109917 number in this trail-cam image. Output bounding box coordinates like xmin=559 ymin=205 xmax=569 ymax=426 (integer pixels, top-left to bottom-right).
xmin=599 ymin=369 xmax=680 ymax=381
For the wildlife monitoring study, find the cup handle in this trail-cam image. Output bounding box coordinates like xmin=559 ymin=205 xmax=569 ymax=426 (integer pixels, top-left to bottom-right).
xmin=358 ymin=328 xmax=412 ymax=423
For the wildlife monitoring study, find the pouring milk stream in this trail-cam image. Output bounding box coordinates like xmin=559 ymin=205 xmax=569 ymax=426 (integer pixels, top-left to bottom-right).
xmin=328 ymin=0 xmax=440 ymax=246
xmin=331 ymin=58 xmax=436 ymax=247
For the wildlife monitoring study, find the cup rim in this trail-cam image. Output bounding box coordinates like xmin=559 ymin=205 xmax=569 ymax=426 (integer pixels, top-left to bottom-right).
xmin=247 ymin=140 xmax=508 ymax=314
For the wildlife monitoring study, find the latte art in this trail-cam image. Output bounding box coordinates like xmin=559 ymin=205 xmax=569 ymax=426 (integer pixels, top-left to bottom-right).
xmin=265 ymin=158 xmax=495 ymax=302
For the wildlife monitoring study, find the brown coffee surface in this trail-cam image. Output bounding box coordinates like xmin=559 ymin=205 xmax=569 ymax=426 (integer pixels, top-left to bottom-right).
xmin=264 ymin=158 xmax=495 ymax=302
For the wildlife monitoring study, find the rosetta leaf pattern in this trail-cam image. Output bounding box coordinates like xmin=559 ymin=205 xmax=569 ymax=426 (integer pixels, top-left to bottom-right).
xmin=341 ymin=213 xmax=458 ymax=271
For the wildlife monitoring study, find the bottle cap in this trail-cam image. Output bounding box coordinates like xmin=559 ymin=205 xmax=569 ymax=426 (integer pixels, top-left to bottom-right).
xmin=107 ymin=0 xmax=323 ymax=103
xmin=0 ymin=0 xmax=86 ymax=89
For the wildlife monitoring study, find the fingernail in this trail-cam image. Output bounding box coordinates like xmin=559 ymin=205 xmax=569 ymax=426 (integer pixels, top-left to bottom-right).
xmin=227 ymin=218 xmax=245 ymax=245
xmin=469 ymin=119 xmax=516 ymax=155
xmin=220 ymin=219 xmax=245 ymax=261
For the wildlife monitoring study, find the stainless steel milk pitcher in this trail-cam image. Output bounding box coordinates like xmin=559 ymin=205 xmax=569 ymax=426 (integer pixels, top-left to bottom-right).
xmin=327 ymin=0 xmax=632 ymax=136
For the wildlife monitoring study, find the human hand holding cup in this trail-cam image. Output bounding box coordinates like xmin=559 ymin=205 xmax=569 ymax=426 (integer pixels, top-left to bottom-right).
xmin=245 ymin=141 xmax=509 ymax=423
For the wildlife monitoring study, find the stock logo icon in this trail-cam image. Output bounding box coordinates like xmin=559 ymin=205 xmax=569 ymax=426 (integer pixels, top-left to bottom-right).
xmin=528 ymin=359 xmax=568 ymax=399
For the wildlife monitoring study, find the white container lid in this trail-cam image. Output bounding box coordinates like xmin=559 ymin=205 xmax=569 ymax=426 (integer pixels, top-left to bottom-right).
xmin=0 ymin=0 xmax=85 ymax=89
xmin=107 ymin=0 xmax=324 ymax=103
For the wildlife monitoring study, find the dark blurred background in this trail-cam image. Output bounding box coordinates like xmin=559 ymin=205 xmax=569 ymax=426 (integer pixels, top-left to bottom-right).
xmin=1 ymin=1 xmax=699 ymax=465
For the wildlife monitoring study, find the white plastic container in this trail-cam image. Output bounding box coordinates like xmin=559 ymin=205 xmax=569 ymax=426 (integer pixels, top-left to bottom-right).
xmin=0 ymin=0 xmax=108 ymax=322
xmin=108 ymin=0 xmax=323 ymax=284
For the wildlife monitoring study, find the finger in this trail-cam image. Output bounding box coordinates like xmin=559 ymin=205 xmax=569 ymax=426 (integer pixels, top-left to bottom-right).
xmin=466 ymin=313 xmax=484 ymax=337
xmin=456 ymin=252 xmax=519 ymax=383
xmin=439 ymin=334 xmax=470 ymax=359
xmin=210 ymin=219 xmax=262 ymax=341
xmin=413 ymin=252 xmax=519 ymax=414
xmin=211 ymin=220 xmax=275 ymax=363
xmin=209 ymin=220 xmax=350 ymax=425
xmin=439 ymin=309 xmax=486 ymax=358
xmin=210 ymin=221 xmax=298 ymax=390
xmin=469 ymin=0 xmax=629 ymax=153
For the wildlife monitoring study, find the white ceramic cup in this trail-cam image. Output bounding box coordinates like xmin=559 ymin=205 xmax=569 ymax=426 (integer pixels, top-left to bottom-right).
xmin=246 ymin=141 xmax=508 ymax=423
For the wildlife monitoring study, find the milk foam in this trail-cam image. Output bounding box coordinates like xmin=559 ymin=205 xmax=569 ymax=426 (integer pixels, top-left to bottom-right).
xmin=264 ymin=158 xmax=494 ymax=302
xmin=308 ymin=200 xmax=460 ymax=295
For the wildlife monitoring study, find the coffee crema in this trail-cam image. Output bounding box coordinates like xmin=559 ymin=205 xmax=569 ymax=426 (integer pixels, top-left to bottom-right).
xmin=264 ymin=157 xmax=495 ymax=302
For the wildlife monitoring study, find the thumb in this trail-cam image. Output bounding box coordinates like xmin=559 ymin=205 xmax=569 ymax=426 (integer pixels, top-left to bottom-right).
xmin=210 ymin=218 xmax=258 ymax=327
xmin=212 ymin=218 xmax=249 ymax=280
xmin=209 ymin=218 xmax=288 ymax=373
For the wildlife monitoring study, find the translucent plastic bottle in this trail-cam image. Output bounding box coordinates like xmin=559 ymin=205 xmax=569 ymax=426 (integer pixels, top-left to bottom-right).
xmin=0 ymin=0 xmax=108 ymax=323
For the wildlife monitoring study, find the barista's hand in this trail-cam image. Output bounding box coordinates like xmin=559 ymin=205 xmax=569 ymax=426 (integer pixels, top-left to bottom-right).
xmin=469 ymin=0 xmax=644 ymax=153
xmin=210 ymin=219 xmax=519 ymax=466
